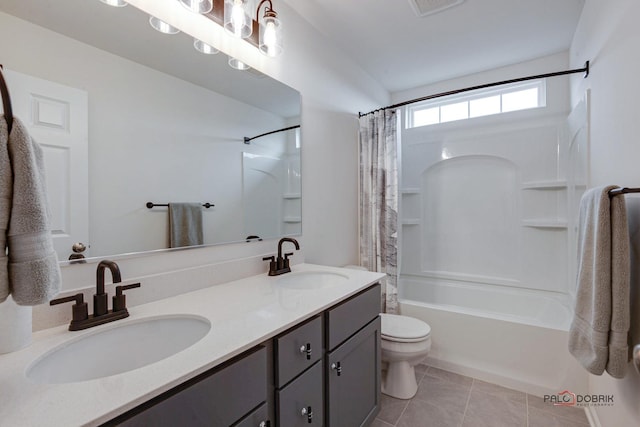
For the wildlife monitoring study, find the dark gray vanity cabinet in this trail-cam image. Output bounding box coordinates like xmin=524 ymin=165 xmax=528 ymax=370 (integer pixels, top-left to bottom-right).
xmin=106 ymin=346 xmax=269 ymax=427
xmin=104 ymin=283 xmax=381 ymax=427
xmin=325 ymin=284 xmax=382 ymax=427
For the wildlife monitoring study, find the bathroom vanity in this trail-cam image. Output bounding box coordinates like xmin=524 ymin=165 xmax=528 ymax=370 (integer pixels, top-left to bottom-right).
xmin=0 ymin=264 xmax=384 ymax=427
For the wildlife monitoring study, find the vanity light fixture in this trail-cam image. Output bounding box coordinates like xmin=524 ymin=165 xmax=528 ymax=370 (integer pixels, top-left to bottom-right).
xmin=149 ymin=16 xmax=181 ymax=34
xmin=178 ymin=0 xmax=213 ymax=14
xmin=99 ymin=0 xmax=128 ymax=7
xmin=228 ymin=56 xmax=251 ymax=70
xmin=194 ymin=38 xmax=219 ymax=54
xmin=256 ymin=0 xmax=282 ymax=57
xmin=224 ymin=0 xmax=252 ymax=38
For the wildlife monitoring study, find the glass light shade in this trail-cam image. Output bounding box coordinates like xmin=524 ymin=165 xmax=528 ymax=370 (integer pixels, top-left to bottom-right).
xmin=194 ymin=38 xmax=219 ymax=54
xmin=228 ymin=56 xmax=250 ymax=70
xmin=224 ymin=0 xmax=252 ymax=39
xmin=259 ymin=14 xmax=283 ymax=57
xmin=178 ymin=0 xmax=213 ymax=14
xmin=99 ymin=0 xmax=128 ymax=7
xmin=149 ymin=16 xmax=180 ymax=34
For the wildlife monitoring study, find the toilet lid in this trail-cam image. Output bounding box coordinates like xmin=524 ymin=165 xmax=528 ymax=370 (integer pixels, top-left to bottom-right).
xmin=380 ymin=313 xmax=431 ymax=342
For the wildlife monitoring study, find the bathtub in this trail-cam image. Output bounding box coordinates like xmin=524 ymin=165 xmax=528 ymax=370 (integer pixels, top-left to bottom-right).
xmin=398 ymin=276 xmax=588 ymax=396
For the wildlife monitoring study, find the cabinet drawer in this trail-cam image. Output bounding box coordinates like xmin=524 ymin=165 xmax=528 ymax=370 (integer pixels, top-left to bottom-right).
xmin=234 ymin=402 xmax=270 ymax=427
xmin=275 ymin=315 xmax=322 ymax=387
xmin=112 ymin=346 xmax=267 ymax=427
xmin=325 ymin=283 xmax=380 ymax=351
xmin=276 ymin=361 xmax=324 ymax=427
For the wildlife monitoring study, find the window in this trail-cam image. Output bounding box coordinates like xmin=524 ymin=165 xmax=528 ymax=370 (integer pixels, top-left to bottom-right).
xmin=407 ymin=80 xmax=546 ymax=128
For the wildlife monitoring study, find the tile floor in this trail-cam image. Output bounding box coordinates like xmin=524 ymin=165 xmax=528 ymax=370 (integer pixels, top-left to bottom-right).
xmin=372 ymin=364 xmax=590 ymax=427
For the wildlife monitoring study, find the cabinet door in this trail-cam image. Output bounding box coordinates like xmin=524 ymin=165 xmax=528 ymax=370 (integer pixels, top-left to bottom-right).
xmin=276 ymin=361 xmax=324 ymax=427
xmin=110 ymin=346 xmax=267 ymax=427
xmin=326 ymin=317 xmax=381 ymax=427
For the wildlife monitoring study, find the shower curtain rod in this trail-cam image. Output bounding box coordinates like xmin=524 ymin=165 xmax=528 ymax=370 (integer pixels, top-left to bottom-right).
xmin=358 ymin=61 xmax=590 ymax=118
xmin=244 ymin=124 xmax=301 ymax=144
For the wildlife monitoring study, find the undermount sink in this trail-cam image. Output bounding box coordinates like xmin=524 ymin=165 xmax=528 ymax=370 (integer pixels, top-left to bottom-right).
xmin=26 ymin=315 xmax=211 ymax=384
xmin=275 ymin=271 xmax=349 ymax=290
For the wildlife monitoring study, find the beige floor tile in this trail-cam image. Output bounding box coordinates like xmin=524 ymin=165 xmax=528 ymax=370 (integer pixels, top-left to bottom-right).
xmin=528 ymin=407 xmax=590 ymax=427
xmin=462 ymin=390 xmax=526 ymax=427
xmin=470 ymin=379 xmax=526 ymax=403
xmin=424 ymin=366 xmax=474 ymax=387
xmin=397 ymin=400 xmax=464 ymax=427
xmin=527 ymin=394 xmax=589 ymax=425
xmin=413 ymin=376 xmax=471 ymax=414
xmin=377 ymin=394 xmax=410 ymax=425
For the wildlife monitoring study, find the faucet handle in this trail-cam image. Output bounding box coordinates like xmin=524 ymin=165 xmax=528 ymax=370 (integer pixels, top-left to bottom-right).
xmin=50 ymin=293 xmax=89 ymax=325
xmin=113 ymin=283 xmax=141 ymax=312
xmin=262 ymin=256 xmax=275 ymax=262
xmin=283 ymin=252 xmax=294 ymax=269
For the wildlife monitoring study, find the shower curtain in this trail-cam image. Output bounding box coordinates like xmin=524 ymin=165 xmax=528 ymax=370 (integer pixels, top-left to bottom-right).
xmin=358 ymin=110 xmax=399 ymax=313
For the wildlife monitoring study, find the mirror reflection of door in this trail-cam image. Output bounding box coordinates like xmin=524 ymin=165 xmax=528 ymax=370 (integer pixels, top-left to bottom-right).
xmin=2 ymin=69 xmax=89 ymax=260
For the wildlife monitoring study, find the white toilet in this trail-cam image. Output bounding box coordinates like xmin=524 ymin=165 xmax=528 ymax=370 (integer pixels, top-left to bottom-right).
xmin=380 ymin=313 xmax=431 ymax=399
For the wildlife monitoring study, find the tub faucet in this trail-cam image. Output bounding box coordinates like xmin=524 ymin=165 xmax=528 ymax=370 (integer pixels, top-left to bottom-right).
xmin=263 ymin=237 xmax=300 ymax=276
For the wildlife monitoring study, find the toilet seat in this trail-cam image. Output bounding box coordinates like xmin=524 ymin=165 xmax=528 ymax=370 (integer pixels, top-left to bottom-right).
xmin=380 ymin=313 xmax=431 ymax=343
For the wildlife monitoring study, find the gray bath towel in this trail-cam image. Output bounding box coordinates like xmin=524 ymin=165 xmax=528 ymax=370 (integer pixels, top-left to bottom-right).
xmin=0 ymin=116 xmax=11 ymax=303
xmin=5 ymin=117 xmax=61 ymax=305
xmin=569 ymin=185 xmax=630 ymax=378
xmin=169 ymin=203 xmax=203 ymax=248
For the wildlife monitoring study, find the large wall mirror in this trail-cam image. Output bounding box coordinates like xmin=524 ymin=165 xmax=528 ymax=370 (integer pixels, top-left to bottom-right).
xmin=0 ymin=0 xmax=301 ymax=264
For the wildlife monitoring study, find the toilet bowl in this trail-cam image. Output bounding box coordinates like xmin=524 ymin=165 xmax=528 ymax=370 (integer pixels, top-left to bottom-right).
xmin=380 ymin=313 xmax=431 ymax=399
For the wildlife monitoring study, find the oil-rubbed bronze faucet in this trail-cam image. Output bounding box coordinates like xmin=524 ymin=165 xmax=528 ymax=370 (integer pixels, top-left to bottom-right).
xmin=263 ymin=237 xmax=300 ymax=276
xmin=50 ymin=260 xmax=140 ymax=331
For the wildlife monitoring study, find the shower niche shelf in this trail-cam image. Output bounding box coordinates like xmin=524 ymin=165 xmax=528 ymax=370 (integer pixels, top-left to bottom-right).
xmin=400 ymin=188 xmax=421 ymax=194
xmin=521 ymin=180 xmax=567 ymax=190
xmin=401 ymin=219 xmax=420 ymax=226
xmin=521 ymin=219 xmax=568 ymax=229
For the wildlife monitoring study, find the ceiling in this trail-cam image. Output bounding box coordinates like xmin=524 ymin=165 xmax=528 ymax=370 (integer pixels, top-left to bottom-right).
xmin=282 ymin=0 xmax=586 ymax=93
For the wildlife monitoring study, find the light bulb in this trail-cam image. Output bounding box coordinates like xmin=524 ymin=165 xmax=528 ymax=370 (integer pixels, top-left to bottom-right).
xmin=263 ymin=21 xmax=277 ymax=56
xmin=228 ymin=57 xmax=250 ymax=70
xmin=231 ymin=0 xmax=246 ymax=38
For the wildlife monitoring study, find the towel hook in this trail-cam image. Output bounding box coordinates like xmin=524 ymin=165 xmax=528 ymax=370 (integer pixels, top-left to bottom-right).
xmin=0 ymin=64 xmax=13 ymax=134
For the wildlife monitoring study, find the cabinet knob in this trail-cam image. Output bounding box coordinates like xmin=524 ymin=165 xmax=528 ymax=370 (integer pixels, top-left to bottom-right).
xmin=299 ymin=343 xmax=312 ymax=360
xmin=300 ymin=406 xmax=313 ymax=423
xmin=331 ymin=361 xmax=342 ymax=376
xmin=258 ymin=421 xmax=270 ymax=427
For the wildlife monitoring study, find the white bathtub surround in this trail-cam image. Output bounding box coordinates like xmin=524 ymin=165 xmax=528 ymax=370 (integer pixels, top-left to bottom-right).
xmin=359 ymin=109 xmax=399 ymax=313
xmin=0 ymin=264 xmax=384 ymax=426
xmin=569 ymin=185 xmax=630 ymax=379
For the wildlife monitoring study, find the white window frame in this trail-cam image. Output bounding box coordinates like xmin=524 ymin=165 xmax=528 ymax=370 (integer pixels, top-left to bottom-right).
xmin=406 ymin=79 xmax=547 ymax=129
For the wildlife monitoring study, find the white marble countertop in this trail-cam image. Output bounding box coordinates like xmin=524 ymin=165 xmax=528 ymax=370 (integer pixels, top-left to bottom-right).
xmin=0 ymin=263 xmax=384 ymax=426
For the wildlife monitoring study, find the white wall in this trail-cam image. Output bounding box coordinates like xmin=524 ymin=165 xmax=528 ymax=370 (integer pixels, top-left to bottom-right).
xmin=570 ymin=0 xmax=640 ymax=426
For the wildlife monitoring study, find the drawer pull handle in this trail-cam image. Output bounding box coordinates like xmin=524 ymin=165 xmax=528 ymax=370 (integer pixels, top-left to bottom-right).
xmin=301 ymin=406 xmax=313 ymax=423
xmin=331 ymin=362 xmax=342 ymax=376
xmin=299 ymin=343 xmax=312 ymax=360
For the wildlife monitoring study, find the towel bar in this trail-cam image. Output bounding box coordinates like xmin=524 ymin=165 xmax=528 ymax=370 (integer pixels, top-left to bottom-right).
xmin=146 ymin=202 xmax=214 ymax=209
